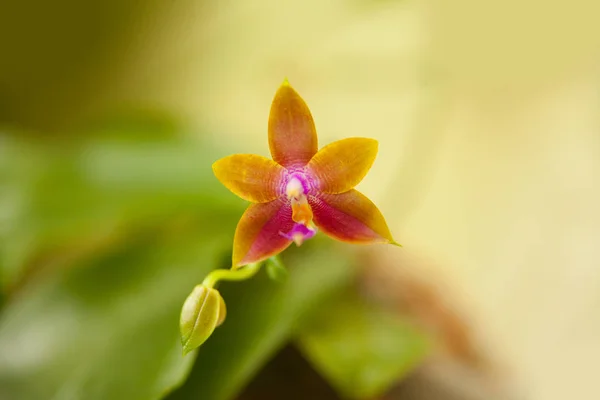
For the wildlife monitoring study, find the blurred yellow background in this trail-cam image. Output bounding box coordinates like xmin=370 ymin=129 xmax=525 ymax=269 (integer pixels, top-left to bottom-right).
xmin=1 ymin=0 xmax=600 ymax=399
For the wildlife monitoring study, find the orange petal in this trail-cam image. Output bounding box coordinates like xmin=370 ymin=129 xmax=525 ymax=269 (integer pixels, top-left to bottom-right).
xmin=212 ymin=154 xmax=284 ymax=203
xmin=309 ymin=190 xmax=396 ymax=244
xmin=268 ymin=79 xmax=318 ymax=167
xmin=232 ymin=200 xmax=294 ymax=267
xmin=307 ymin=137 xmax=378 ymax=194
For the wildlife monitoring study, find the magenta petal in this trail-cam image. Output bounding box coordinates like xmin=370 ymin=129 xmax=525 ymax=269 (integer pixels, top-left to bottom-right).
xmin=308 ymin=190 xmax=394 ymax=244
xmin=233 ymin=199 xmax=295 ymax=267
xmin=280 ymin=223 xmax=316 ymax=246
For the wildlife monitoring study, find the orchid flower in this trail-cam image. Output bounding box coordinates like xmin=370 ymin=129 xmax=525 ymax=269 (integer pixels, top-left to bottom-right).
xmin=213 ymin=79 xmax=398 ymax=268
xmin=181 ymin=80 xmax=400 ymax=353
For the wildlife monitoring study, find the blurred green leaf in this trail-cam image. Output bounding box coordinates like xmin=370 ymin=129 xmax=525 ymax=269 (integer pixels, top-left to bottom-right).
xmin=0 ymin=122 xmax=251 ymax=399
xmin=296 ymin=289 xmax=430 ymax=400
xmin=0 ymin=221 xmax=232 ymax=400
xmin=0 ymin=131 xmax=243 ymax=291
xmin=168 ymin=241 xmax=358 ymax=400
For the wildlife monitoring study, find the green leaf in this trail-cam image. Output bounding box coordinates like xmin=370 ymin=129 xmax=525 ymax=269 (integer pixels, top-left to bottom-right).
xmin=167 ymin=240 xmax=358 ymax=400
xmin=0 ymin=132 xmax=243 ymax=291
xmin=296 ymin=289 xmax=430 ymax=399
xmin=0 ymin=219 xmax=233 ymax=400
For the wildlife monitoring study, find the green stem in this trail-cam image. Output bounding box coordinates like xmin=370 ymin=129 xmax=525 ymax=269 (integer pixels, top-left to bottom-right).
xmin=202 ymin=262 xmax=263 ymax=289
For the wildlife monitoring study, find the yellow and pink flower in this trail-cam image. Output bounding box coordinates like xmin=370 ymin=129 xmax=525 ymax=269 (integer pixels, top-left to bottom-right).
xmin=213 ymin=79 xmax=398 ymax=267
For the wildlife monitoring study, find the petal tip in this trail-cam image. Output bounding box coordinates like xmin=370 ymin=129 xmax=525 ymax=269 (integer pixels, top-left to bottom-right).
xmin=281 ymin=77 xmax=290 ymax=86
xmin=232 ymin=250 xmax=248 ymax=269
xmin=364 ymin=137 xmax=379 ymax=153
xmin=390 ymin=240 xmax=402 ymax=247
xmin=211 ymin=157 xmax=227 ymax=176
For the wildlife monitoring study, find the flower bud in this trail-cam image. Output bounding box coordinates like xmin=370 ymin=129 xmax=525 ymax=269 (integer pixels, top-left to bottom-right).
xmin=180 ymin=284 xmax=226 ymax=355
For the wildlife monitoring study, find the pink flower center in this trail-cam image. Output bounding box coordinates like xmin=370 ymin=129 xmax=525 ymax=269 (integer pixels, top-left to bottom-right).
xmin=282 ymin=170 xmax=312 ymax=198
xmin=285 ymin=177 xmax=305 ymax=199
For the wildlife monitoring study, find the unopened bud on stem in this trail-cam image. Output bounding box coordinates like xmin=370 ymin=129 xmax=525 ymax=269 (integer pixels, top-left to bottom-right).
xmin=180 ymin=285 xmax=226 ymax=355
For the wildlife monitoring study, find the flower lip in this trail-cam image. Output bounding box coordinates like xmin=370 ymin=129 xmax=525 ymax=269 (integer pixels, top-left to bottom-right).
xmin=280 ymin=222 xmax=317 ymax=246
xmin=281 ymin=169 xmax=314 ymax=198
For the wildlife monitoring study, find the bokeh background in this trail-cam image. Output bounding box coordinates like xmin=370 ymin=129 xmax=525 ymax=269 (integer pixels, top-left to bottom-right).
xmin=1 ymin=1 xmax=600 ymax=399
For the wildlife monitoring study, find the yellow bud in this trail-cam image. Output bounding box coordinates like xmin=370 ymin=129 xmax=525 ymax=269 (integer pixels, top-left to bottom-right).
xmin=180 ymin=285 xmax=226 ymax=355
